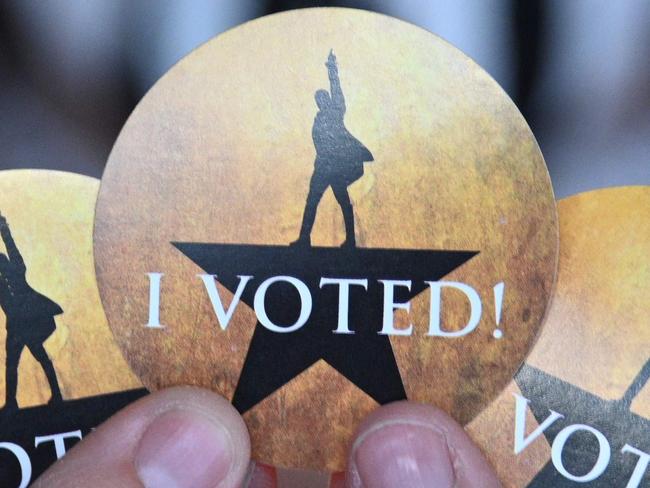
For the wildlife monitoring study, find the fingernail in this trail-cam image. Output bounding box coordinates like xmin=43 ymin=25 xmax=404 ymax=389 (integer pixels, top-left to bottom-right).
xmin=135 ymin=408 xmax=233 ymax=488
xmin=353 ymin=422 xmax=455 ymax=488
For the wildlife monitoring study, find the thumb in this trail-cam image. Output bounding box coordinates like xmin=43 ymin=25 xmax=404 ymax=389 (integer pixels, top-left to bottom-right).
xmin=33 ymin=387 xmax=251 ymax=488
xmin=346 ymin=401 xmax=501 ymax=488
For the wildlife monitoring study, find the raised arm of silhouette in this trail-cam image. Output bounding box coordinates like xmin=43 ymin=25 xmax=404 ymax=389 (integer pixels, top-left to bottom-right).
xmin=327 ymin=50 xmax=346 ymax=114
xmin=0 ymin=215 xmax=25 ymax=273
xmin=622 ymin=358 xmax=650 ymax=409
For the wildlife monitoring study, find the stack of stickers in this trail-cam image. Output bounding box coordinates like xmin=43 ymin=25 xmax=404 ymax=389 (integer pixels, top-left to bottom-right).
xmin=0 ymin=172 xmax=146 ymax=487
xmin=0 ymin=8 xmax=647 ymax=487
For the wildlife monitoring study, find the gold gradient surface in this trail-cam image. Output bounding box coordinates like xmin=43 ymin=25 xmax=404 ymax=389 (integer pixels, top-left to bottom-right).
xmin=470 ymin=186 xmax=650 ymax=486
xmin=0 ymin=170 xmax=141 ymax=408
xmin=528 ymin=186 xmax=650 ymax=407
xmin=94 ymin=9 xmax=557 ymax=470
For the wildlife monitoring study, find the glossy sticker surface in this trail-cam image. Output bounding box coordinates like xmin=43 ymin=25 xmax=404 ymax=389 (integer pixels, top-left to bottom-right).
xmin=94 ymin=8 xmax=558 ymax=470
xmin=469 ymin=186 xmax=650 ymax=487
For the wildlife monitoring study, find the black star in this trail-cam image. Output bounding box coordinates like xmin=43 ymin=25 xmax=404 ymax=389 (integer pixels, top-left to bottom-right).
xmin=174 ymin=243 xmax=476 ymax=413
xmin=516 ymin=362 xmax=650 ymax=487
xmin=0 ymin=389 xmax=147 ymax=485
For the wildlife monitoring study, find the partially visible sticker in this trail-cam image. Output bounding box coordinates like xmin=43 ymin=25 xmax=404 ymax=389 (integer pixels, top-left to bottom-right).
xmin=94 ymin=8 xmax=558 ymax=471
xmin=469 ymin=186 xmax=650 ymax=487
xmin=0 ymin=170 xmax=146 ymax=488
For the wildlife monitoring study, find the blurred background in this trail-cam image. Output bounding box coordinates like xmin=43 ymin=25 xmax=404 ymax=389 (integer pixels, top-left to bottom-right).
xmin=0 ymin=0 xmax=648 ymax=198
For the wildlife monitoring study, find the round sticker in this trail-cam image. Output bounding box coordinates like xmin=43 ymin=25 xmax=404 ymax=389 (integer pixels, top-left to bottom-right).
xmin=94 ymin=8 xmax=558 ymax=471
xmin=468 ymin=186 xmax=650 ymax=487
xmin=0 ymin=170 xmax=144 ymax=486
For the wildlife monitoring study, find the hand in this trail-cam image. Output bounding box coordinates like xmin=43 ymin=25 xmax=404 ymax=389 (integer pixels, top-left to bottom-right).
xmin=33 ymin=387 xmax=501 ymax=488
xmin=326 ymin=49 xmax=338 ymax=71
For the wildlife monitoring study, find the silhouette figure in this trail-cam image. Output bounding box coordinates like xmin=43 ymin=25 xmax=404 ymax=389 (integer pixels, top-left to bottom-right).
xmin=293 ymin=50 xmax=374 ymax=247
xmin=0 ymin=213 xmax=63 ymax=410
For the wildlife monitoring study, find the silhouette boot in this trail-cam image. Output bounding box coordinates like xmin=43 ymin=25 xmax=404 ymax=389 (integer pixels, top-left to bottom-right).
xmin=621 ymin=359 xmax=649 ymax=409
xmin=341 ymin=202 xmax=356 ymax=248
xmin=32 ymin=348 xmax=63 ymax=404
xmin=3 ymin=348 xmax=20 ymax=410
xmin=3 ymin=382 xmax=18 ymax=411
xmin=2 ymin=397 xmax=18 ymax=411
xmin=43 ymin=361 xmax=63 ymax=405
xmin=292 ymin=205 xmax=317 ymax=247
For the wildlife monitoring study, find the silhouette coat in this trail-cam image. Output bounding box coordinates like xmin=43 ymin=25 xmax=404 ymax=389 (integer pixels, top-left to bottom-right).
xmin=0 ymin=219 xmax=63 ymax=408
xmin=0 ymin=224 xmax=62 ymax=344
